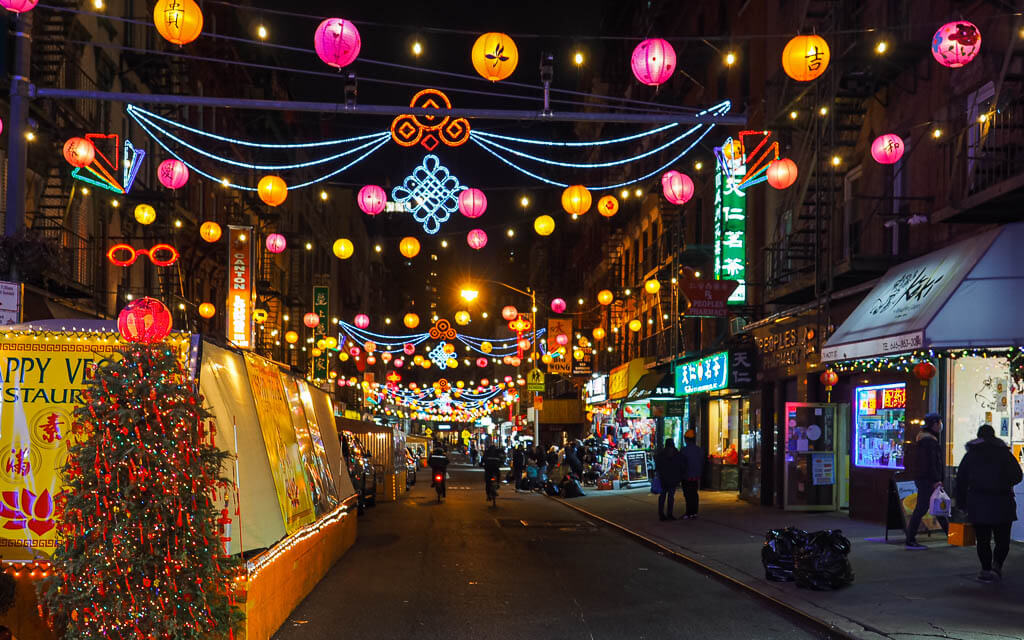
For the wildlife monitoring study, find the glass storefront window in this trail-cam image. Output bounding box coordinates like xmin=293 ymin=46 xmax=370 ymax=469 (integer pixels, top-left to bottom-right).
xmin=853 ymin=383 xmax=906 ymax=470
xmin=709 ymin=397 xmax=744 ymax=465
xmin=948 ymin=356 xmax=1018 ymax=465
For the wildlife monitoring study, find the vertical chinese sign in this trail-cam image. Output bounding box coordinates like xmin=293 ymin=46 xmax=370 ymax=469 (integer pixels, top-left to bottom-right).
xmin=714 ymin=156 xmax=747 ymax=304
xmin=226 ymin=226 xmax=254 ymax=349
xmin=546 ymin=318 xmax=573 ymax=375
xmin=312 ymin=285 xmax=329 ymax=380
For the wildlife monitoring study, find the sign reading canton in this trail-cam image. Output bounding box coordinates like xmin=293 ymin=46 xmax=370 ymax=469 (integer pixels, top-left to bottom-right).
xmin=226 ymin=226 xmax=254 ymax=349
xmin=714 ymin=155 xmax=747 ymax=304
xmin=312 ymin=285 xmax=329 ymax=380
xmin=675 ymin=351 xmax=729 ymax=395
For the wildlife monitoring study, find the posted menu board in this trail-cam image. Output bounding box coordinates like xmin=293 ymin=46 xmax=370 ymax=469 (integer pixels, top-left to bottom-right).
xmin=854 ymin=383 xmax=906 ymax=470
xmin=624 ymin=450 xmax=649 ymax=483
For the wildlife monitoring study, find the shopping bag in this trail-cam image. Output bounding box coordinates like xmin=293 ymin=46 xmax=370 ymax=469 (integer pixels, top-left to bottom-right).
xmin=929 ymin=486 xmax=952 ymax=518
xmin=650 ymin=476 xmax=663 ymax=495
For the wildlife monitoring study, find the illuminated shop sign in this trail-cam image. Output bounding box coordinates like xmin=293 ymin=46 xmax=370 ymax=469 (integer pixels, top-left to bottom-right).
xmin=226 ymin=226 xmax=254 ymax=349
xmin=674 ymin=351 xmax=729 ymax=395
xmin=714 ymin=153 xmax=747 ymax=304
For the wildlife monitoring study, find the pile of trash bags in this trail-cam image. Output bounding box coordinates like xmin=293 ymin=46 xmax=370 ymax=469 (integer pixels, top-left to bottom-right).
xmin=761 ymin=528 xmax=854 ymax=590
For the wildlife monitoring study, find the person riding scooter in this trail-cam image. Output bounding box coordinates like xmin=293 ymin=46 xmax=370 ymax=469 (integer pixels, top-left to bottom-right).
xmin=428 ymin=446 xmax=450 ymax=498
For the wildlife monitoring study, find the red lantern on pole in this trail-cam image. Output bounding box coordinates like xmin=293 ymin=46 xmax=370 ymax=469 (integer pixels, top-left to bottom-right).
xmin=820 ymin=368 xmax=839 ymax=402
xmin=913 ymin=361 xmax=937 ymax=387
xmin=117 ymin=297 xmax=173 ymax=344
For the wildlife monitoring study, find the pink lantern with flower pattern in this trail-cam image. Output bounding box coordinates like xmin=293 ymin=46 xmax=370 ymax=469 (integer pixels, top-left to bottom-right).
xmin=931 ymin=21 xmax=981 ymax=68
xmin=631 ymin=38 xmax=676 ymax=86
xmin=357 ymin=184 xmax=386 ymax=215
xmin=314 ymin=18 xmax=361 ymax=69
xmin=467 ymin=229 xmax=488 ymax=250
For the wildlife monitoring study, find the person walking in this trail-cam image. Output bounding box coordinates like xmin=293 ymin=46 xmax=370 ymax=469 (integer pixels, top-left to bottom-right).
xmin=565 ymin=440 xmax=584 ymax=479
xmin=511 ymin=444 xmax=526 ymax=491
xmin=680 ymin=430 xmax=704 ymax=519
xmin=906 ymin=413 xmax=950 ymax=549
xmin=470 ymin=444 xmax=478 ymax=466
xmin=654 ymin=438 xmax=683 ymax=520
xmin=955 ymin=424 xmax=1023 ymax=582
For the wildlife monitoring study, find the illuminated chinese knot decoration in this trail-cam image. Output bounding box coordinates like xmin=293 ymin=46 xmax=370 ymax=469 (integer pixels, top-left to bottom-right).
xmin=714 ymin=146 xmax=747 ymax=304
xmin=390 ymin=89 xmax=470 ymax=150
xmin=392 ymin=155 xmax=466 ymax=234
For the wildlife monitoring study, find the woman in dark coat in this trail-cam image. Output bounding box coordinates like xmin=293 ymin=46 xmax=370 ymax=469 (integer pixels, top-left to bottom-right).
xmin=955 ymin=424 xmax=1023 ymax=582
xmin=654 ymin=439 xmax=683 ymax=521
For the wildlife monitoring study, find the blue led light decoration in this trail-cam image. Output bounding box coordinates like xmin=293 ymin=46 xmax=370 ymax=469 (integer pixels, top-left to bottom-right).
xmin=391 ymin=155 xmax=466 ymax=235
xmin=429 ymin=342 xmax=454 ymax=369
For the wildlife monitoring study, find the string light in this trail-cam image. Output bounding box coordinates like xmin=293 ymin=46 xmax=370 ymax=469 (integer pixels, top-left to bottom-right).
xmin=257 ymin=24 xmax=268 ymax=40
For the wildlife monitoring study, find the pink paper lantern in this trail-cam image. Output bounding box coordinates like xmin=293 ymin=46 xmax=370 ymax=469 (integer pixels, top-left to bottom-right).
xmin=661 ymin=170 xmax=694 ymax=205
xmin=931 ymin=21 xmax=981 ymax=69
xmin=357 ymin=184 xmax=386 ymax=215
xmin=550 ymin=298 xmax=567 ymax=314
xmin=871 ymin=134 xmax=905 ymax=165
xmin=354 ymin=314 xmax=370 ymax=329
xmin=265 ymin=233 xmax=287 ymax=254
xmin=314 ymin=18 xmax=361 ymax=69
xmin=509 ymin=356 xmax=522 ymax=367
xmin=157 ymin=159 xmax=189 ymax=190
xmin=403 ymin=343 xmax=416 ymax=356
xmin=394 ymin=358 xmax=404 ymax=368
xmin=0 ymin=0 xmax=38 ymax=13
xmin=458 ymin=188 xmax=487 ymax=218
xmin=467 ymin=228 xmax=488 ymax=250
xmin=631 ymin=38 xmax=676 ymax=86
xmin=501 ymin=306 xmax=518 ymax=321
xmin=303 ymin=312 xmax=320 ymax=328
xmin=556 ymin=334 xmax=570 ymax=347
xmin=349 ymin=346 xmax=361 ymax=357
xmin=476 ymin=357 xmax=488 ymax=368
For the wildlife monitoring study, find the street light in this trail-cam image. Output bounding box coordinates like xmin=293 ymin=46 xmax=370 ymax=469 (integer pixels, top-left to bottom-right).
xmin=460 ymin=288 xmax=479 ymax=302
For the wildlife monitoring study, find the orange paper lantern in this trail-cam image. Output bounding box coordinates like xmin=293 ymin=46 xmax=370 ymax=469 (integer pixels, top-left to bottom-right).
xmin=199 ymin=221 xmax=222 ymax=243
xmin=781 ymin=34 xmax=830 ymax=82
xmin=399 ymin=236 xmax=421 ymax=259
xmin=471 ymin=32 xmax=519 ymax=82
xmin=198 ymin=302 xmax=216 ymax=319
xmin=63 ymin=137 xmax=95 ymax=168
xmin=597 ymin=195 xmax=619 ymax=217
xmin=154 ymin=0 xmax=203 ymax=46
xmin=562 ymin=184 xmax=592 ymax=216
xmin=766 ymin=158 xmax=798 ymax=190
xmin=257 ymin=175 xmax=288 ymax=207
xmin=597 ymin=290 xmax=614 ymax=306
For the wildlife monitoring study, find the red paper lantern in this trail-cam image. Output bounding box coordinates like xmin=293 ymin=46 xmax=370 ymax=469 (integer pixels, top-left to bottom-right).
xmin=357 ymin=184 xmax=386 ymax=215
xmin=631 ymin=38 xmax=676 ymax=86
xmin=661 ymin=170 xmax=694 ymax=205
xmin=819 ymin=369 xmax=839 ymax=389
xmin=550 ymin=298 xmax=566 ymax=313
xmin=157 ymin=159 xmax=189 ymax=189
xmin=303 ymin=312 xmax=320 ymax=328
xmin=117 ymin=297 xmax=173 ymax=344
xmin=501 ymin=306 xmax=518 ymax=321
xmin=477 ymin=357 xmax=488 ymax=368
xmin=314 ymin=18 xmax=361 ymax=69
xmin=913 ymin=361 xmax=937 ymax=386
xmin=459 ymin=188 xmax=487 ymax=218
xmin=766 ymin=158 xmax=799 ymax=189
xmin=467 ymin=228 xmax=488 ymax=250
xmin=870 ymin=134 xmax=905 ymax=165
xmin=63 ymin=137 xmax=95 ymax=168
xmin=403 ymin=343 xmax=416 ymax=356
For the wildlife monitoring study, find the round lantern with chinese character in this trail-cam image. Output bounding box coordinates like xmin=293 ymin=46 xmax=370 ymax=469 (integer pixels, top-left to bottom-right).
xmin=661 ymin=170 xmax=694 ymax=205
xmin=117 ymin=297 xmax=173 ymax=344
xmin=597 ymin=195 xmax=619 ymax=217
xmin=455 ymin=310 xmax=471 ymax=326
xmin=354 ymin=314 xmax=370 ymax=329
xmin=303 ymin=312 xmax=320 ymax=329
xmin=597 ymin=290 xmax=614 ymax=306
xmin=931 ymin=21 xmax=981 ymax=68
xmin=501 ymin=306 xmax=518 ymax=321
xmin=399 ymin=236 xmax=420 ymax=259
xmin=534 ymin=215 xmax=555 ymax=236
xmin=154 ymin=0 xmax=203 ymax=46
xmin=766 ymin=158 xmax=799 ymax=189
xmin=913 ymin=361 xmax=937 ymax=387
xmin=820 ymin=369 xmax=839 ymax=390
xmin=198 ymin=302 xmax=216 ymax=319
xmin=459 ymin=188 xmax=487 ymax=218
xmin=199 ymin=221 xmax=222 ymax=243
xmin=333 ymin=238 xmax=354 ymax=259
xmin=63 ymin=137 xmax=95 ymax=168
xmin=562 ymin=185 xmax=592 ymax=216
xmin=781 ymin=34 xmax=830 ymax=82
xmin=870 ymin=134 xmax=905 ymax=165
xmin=158 ymin=158 xmax=189 ymax=189
xmin=265 ymin=233 xmax=286 ymax=254
xmin=314 ymin=18 xmax=361 ymax=69
xmin=404 ymin=313 xmax=419 ymax=329
xmin=467 ymin=229 xmax=488 ymax=250
xmin=471 ymin=32 xmax=519 ymax=82
xmin=357 ymin=184 xmax=386 ymax=215
xmin=0 ymin=0 xmax=38 ymax=12
xmin=631 ymin=38 xmax=676 ymax=86
xmin=134 ymin=204 xmax=156 ymax=225
xmin=257 ymin=175 xmax=288 ymax=207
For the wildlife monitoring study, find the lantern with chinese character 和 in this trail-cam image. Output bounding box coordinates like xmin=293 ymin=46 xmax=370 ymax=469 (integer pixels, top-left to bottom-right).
xmin=198 ymin=303 xmax=216 ymax=319
xmin=134 ymin=204 xmax=156 ymax=225
xmin=63 ymin=137 xmax=95 ymax=168
xmin=117 ymin=297 xmax=173 ymax=344
xmin=471 ymin=32 xmax=519 ymax=82
xmin=661 ymin=170 xmax=694 ymax=205
xmin=258 ymin=175 xmax=288 ymax=207
xmin=597 ymin=195 xmax=619 ymax=217
xmin=501 ymin=306 xmax=518 ymax=321
xmin=631 ymin=38 xmax=676 ymax=86
xmin=158 ymin=158 xmax=189 ymax=189
xmin=932 ymin=21 xmax=981 ymax=68
xmin=781 ymin=34 xmax=830 ymax=82
xmin=314 ymin=18 xmax=361 ymax=69
xmin=914 ymin=361 xmax=937 ymax=387
xmin=597 ymin=290 xmax=614 ymax=306
xmin=358 ymin=184 xmax=386 ymax=215
xmin=265 ymin=233 xmax=286 ymax=254
xmin=467 ymin=229 xmax=488 ymax=250
xmin=0 ymin=0 xmax=38 ymax=12
xmin=562 ymin=185 xmax=592 ymax=216
xmin=534 ymin=215 xmax=555 ymax=236
xmin=550 ymin=298 xmax=566 ymax=314
xmin=154 ymin=0 xmax=203 ymax=46
xmin=870 ymin=134 xmax=904 ymax=165
xmin=459 ymin=188 xmax=487 ymax=218
xmin=199 ymin=221 xmax=222 ymax=243
xmin=303 ymin=312 xmax=320 ymax=329
xmin=404 ymin=313 xmax=419 ymax=329
xmin=766 ymin=158 xmax=798 ymax=190
xmin=399 ymin=236 xmax=420 ymax=259
xmin=333 ymin=238 xmax=354 ymax=259
xmin=354 ymin=314 xmax=370 ymax=329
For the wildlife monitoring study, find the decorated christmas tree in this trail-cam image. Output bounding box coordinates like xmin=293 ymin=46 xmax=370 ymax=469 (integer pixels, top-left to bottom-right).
xmin=39 ymin=339 xmax=242 ymax=639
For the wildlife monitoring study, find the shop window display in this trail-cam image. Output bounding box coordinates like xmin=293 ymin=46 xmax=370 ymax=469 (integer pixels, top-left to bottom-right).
xmin=853 ymin=383 xmax=906 ymax=470
xmin=948 ymin=357 xmax=1019 ymax=465
xmin=709 ymin=398 xmax=741 ymax=464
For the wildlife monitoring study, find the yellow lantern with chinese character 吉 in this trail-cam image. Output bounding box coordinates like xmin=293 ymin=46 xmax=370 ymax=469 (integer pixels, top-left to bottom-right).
xmin=781 ymin=34 xmax=830 ymax=82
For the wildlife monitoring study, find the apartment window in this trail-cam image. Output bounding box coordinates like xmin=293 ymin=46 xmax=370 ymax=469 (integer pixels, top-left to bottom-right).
xmin=843 ymin=166 xmax=862 ymax=260
xmin=967 ymin=82 xmax=994 ymax=182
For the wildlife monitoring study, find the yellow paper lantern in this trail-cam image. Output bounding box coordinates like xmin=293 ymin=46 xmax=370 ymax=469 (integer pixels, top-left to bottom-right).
xmin=645 ymin=279 xmax=661 ymax=294
xmin=404 ymin=313 xmax=420 ymax=329
xmin=333 ymin=238 xmax=354 ymax=259
xmin=781 ymin=34 xmax=830 ymax=82
xmin=422 ymin=360 xmax=432 ymax=369
xmin=597 ymin=195 xmax=619 ymax=217
xmin=399 ymin=236 xmax=421 ymax=259
xmin=592 ymin=327 xmax=606 ymax=341
xmin=316 ymin=339 xmax=327 ymax=350
xmin=199 ymin=221 xmax=222 ymax=243
xmin=455 ymin=310 xmax=471 ymax=326
xmin=198 ymin=302 xmax=215 ymax=319
xmin=447 ymin=358 xmax=458 ymax=369
xmin=561 ymin=184 xmax=592 ymax=215
xmin=597 ymin=290 xmax=614 ymax=306
xmin=154 ymin=0 xmax=203 ymax=46
xmin=311 ymin=348 xmax=322 ymax=357
xmin=339 ymin=351 xmax=349 ymax=362
xmin=325 ymin=336 xmax=338 ymax=349
xmin=481 ymin=341 xmax=493 ymax=354
xmin=285 ymin=330 xmax=299 ymax=344
xmin=413 ymin=355 xmax=424 ymax=365
xmin=573 ymin=350 xmax=584 ymax=361
xmin=541 ymin=354 xmax=553 ymax=364
xmin=257 ymin=175 xmax=288 ymax=207
xmin=628 ymin=319 xmax=642 ymax=332
xmin=533 ymin=214 xmax=555 ymax=236
xmin=134 ymin=204 xmax=156 ymax=225
xmin=471 ymin=32 xmax=519 ymax=82
xmin=443 ymin=343 xmax=455 ymax=354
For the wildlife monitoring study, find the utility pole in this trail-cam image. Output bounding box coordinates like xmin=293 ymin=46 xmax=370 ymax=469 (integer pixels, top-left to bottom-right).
xmin=5 ymin=11 xmax=32 ymax=241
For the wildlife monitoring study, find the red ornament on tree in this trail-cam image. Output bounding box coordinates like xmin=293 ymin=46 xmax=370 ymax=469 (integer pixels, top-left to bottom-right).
xmin=117 ymin=297 xmax=172 ymax=344
xmin=913 ymin=361 xmax=937 ymax=387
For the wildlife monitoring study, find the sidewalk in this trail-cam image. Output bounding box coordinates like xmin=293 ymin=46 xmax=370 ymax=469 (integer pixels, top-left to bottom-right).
xmin=556 ymin=488 xmax=1022 ymax=640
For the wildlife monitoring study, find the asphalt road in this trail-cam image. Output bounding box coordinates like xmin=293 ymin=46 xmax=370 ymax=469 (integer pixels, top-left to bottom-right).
xmin=273 ymin=465 xmax=824 ymax=640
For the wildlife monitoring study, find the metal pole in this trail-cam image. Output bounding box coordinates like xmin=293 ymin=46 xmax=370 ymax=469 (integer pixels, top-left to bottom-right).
xmin=5 ymin=11 xmax=32 ymax=239
xmin=531 ymin=289 xmax=540 ymax=445
xmin=33 ymin=87 xmax=747 ymax=125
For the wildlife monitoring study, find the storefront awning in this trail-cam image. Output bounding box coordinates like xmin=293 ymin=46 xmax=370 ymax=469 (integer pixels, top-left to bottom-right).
xmin=625 ymin=372 xmax=674 ymax=403
xmin=823 ymin=223 xmax=1024 ymax=362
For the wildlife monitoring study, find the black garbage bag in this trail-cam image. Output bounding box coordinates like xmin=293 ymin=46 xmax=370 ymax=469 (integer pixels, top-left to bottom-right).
xmin=794 ymin=529 xmax=854 ymax=590
xmin=761 ymin=527 xmax=807 ymax=582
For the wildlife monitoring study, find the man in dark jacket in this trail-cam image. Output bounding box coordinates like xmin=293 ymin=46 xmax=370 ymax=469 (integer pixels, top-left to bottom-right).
xmin=906 ymin=413 xmax=949 ymax=549
xmin=511 ymin=444 xmax=526 ymax=491
xmin=956 ymin=424 xmax=1023 ymax=582
xmin=565 ymin=440 xmax=584 ymax=478
xmin=428 ymin=446 xmax=450 ymax=498
xmin=680 ymin=430 xmax=705 ymax=518
xmin=654 ymin=439 xmax=683 ymax=520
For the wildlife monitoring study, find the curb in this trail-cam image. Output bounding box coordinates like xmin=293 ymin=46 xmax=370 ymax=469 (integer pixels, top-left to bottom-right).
xmin=551 ymin=497 xmax=891 ymax=640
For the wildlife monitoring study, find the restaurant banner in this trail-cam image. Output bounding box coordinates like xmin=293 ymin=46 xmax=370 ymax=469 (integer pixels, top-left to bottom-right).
xmin=243 ymin=353 xmax=315 ymax=532
xmin=312 ymin=284 xmax=329 ymax=380
xmin=226 ymin=226 xmax=254 ymax=349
